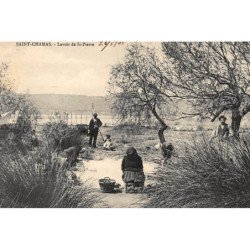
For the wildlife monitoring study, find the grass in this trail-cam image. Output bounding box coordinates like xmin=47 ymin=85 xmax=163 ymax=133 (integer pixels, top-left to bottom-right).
xmin=98 ymin=126 xmax=198 ymax=163
xmin=2 ymin=123 xmax=248 ymax=208
xmin=144 ymin=135 xmax=250 ymax=208
xmin=0 ymin=146 xmax=100 ymax=208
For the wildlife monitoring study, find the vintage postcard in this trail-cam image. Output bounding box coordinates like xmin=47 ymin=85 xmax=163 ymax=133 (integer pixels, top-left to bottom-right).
xmin=0 ymin=41 xmax=249 ymax=208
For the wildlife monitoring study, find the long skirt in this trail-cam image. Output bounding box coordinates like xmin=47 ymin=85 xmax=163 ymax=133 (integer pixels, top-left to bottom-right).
xmin=122 ymin=171 xmax=145 ymax=183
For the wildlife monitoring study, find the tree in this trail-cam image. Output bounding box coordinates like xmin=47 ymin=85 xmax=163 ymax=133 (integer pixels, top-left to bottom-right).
xmin=162 ymin=42 xmax=250 ymax=135
xmin=0 ymin=62 xmax=39 ymax=147
xmin=108 ymin=43 xmax=175 ymax=143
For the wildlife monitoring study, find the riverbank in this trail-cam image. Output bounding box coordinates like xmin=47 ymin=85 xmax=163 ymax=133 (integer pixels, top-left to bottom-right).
xmin=77 ymin=149 xmax=157 ymax=208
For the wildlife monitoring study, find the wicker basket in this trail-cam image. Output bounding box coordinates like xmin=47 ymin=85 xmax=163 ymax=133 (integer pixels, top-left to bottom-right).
xmin=99 ymin=177 xmax=116 ymax=193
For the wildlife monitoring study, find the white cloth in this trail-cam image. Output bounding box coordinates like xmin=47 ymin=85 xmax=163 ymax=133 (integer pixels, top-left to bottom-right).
xmin=103 ymin=139 xmax=112 ymax=149
xmin=0 ymin=112 xmax=18 ymax=125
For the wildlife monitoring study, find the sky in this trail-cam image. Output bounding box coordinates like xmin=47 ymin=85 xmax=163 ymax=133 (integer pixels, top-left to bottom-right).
xmin=0 ymin=42 xmax=128 ymax=96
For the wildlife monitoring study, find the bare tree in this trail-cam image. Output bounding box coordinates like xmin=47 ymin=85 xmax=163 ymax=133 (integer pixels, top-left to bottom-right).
xmin=162 ymin=42 xmax=250 ymax=135
xmin=108 ymin=43 xmax=175 ymax=143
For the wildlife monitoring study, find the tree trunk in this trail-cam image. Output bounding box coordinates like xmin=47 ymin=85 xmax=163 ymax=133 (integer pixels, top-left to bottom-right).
xmin=151 ymin=108 xmax=169 ymax=143
xmin=231 ymin=109 xmax=242 ymax=137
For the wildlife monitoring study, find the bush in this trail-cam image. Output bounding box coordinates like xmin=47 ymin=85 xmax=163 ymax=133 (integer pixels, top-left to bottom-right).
xmin=42 ymin=112 xmax=88 ymax=151
xmin=144 ymin=136 xmax=250 ymax=208
xmin=0 ymin=147 xmax=99 ymax=208
xmin=0 ymin=95 xmax=40 ymax=151
xmin=43 ymin=122 xmax=83 ymax=151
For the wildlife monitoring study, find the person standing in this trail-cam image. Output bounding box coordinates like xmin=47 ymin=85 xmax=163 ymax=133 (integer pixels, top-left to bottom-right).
xmin=210 ymin=115 xmax=234 ymax=141
xmin=88 ymin=113 xmax=102 ymax=148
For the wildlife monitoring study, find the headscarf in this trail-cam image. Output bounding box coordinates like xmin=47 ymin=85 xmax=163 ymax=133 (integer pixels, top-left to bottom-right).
xmin=126 ymin=146 xmax=137 ymax=156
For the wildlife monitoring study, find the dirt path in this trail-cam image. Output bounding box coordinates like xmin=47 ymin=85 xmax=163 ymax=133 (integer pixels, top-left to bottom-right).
xmin=77 ymin=152 xmax=157 ymax=208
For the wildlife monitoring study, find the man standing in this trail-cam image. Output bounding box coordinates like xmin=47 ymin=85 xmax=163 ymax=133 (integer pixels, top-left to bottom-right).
xmin=88 ymin=113 xmax=102 ymax=148
xmin=210 ymin=115 xmax=234 ymax=140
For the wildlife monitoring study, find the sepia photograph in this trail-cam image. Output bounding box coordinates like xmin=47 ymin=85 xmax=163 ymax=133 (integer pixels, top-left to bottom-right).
xmin=0 ymin=41 xmax=249 ymax=208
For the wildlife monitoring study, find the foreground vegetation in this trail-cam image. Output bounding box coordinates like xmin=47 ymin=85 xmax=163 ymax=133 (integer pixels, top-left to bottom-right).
xmin=1 ymin=120 xmax=250 ymax=208
xmin=0 ymin=146 xmax=99 ymax=208
xmin=144 ymin=135 xmax=250 ymax=208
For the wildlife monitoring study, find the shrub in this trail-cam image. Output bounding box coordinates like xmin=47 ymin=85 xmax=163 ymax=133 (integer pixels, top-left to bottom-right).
xmin=0 ymin=94 xmax=40 ymax=152
xmin=0 ymin=63 xmax=40 ymax=150
xmin=42 ymin=112 xmax=87 ymax=151
xmin=0 ymin=147 xmax=99 ymax=208
xmin=144 ymin=136 xmax=250 ymax=208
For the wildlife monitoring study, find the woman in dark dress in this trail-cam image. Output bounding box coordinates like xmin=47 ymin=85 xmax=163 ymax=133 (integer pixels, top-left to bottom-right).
xmin=121 ymin=147 xmax=145 ymax=192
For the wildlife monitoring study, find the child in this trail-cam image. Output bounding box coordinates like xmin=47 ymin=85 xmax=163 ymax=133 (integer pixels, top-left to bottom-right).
xmin=103 ymin=134 xmax=115 ymax=150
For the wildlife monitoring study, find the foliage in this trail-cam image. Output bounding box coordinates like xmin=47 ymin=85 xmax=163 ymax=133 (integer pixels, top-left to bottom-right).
xmin=109 ymin=42 xmax=250 ymax=135
xmin=42 ymin=112 xmax=87 ymax=151
xmin=0 ymin=62 xmax=99 ymax=208
xmin=0 ymin=146 xmax=99 ymax=208
xmin=145 ymin=136 xmax=250 ymax=208
xmin=108 ymin=43 xmax=177 ymax=142
xmin=162 ymin=42 xmax=250 ymax=134
xmin=0 ymin=63 xmax=40 ymax=149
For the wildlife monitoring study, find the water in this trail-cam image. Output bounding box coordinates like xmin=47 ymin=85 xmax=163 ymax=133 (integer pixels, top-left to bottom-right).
xmin=77 ymin=158 xmax=157 ymax=207
xmin=78 ymin=158 xmax=157 ymax=188
xmin=37 ymin=114 xmax=116 ymax=126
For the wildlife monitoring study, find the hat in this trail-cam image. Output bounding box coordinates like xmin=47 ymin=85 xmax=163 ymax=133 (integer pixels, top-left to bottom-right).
xmin=219 ymin=115 xmax=227 ymax=121
xmin=126 ymin=146 xmax=137 ymax=155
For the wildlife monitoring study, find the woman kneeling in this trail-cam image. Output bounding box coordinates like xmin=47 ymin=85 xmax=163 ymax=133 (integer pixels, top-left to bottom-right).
xmin=121 ymin=147 xmax=145 ymax=193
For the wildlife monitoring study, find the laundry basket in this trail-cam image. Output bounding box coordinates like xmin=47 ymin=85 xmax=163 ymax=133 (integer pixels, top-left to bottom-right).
xmin=99 ymin=177 xmax=116 ymax=193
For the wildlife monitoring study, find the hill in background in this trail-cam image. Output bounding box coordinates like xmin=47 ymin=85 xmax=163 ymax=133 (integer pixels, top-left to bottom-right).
xmin=29 ymin=94 xmax=249 ymax=129
xmin=30 ymin=94 xmax=111 ymax=114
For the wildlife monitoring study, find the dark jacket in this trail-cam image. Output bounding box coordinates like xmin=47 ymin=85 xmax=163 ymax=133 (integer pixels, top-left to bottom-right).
xmin=89 ymin=118 xmax=102 ymax=132
xmin=121 ymin=154 xmax=143 ymax=172
xmin=218 ymin=124 xmax=230 ymax=137
xmin=64 ymin=146 xmax=81 ymax=167
xmin=161 ymin=143 xmax=174 ymax=159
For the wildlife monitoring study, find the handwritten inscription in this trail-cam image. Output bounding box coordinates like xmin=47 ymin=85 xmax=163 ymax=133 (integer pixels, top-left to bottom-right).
xmin=98 ymin=41 xmax=124 ymax=51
